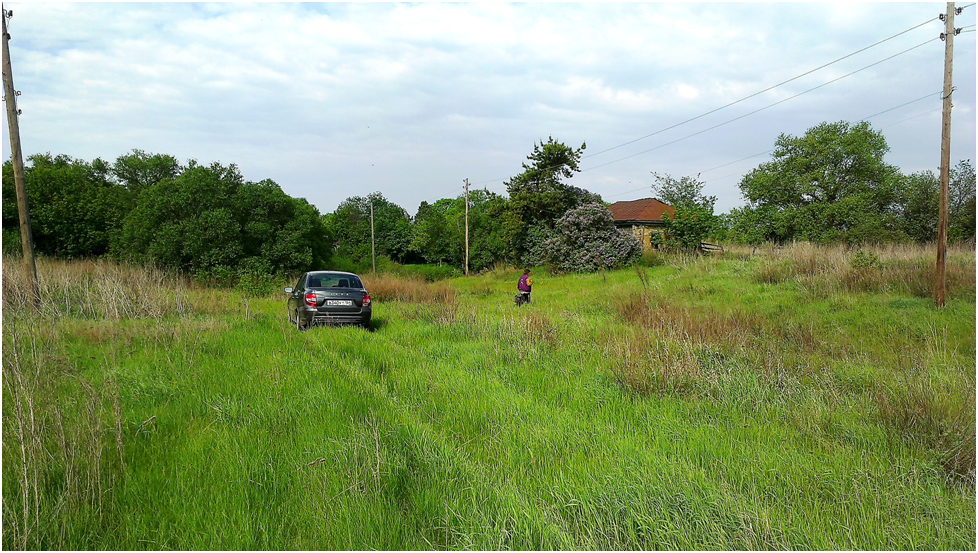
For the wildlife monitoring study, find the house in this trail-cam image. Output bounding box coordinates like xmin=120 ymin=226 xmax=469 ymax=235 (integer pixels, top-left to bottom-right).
xmin=608 ymin=198 xmax=676 ymax=251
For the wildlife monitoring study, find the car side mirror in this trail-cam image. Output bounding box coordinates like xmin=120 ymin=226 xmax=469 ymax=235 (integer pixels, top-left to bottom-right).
xmin=284 ymin=287 xmax=293 ymax=294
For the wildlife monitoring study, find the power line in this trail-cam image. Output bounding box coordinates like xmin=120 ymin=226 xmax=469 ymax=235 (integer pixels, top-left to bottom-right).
xmin=467 ymin=18 xmax=943 ymax=189
xmin=609 ymin=91 xmax=947 ymax=198
xmin=858 ymin=90 xmax=942 ymax=121
xmin=879 ymin=107 xmax=942 ymax=129
xmin=581 ymin=16 xmax=940 ymax=160
xmin=580 ymin=37 xmax=939 ymax=173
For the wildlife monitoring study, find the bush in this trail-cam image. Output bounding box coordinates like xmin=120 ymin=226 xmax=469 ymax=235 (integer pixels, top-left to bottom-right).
xmin=544 ymin=203 xmax=641 ymax=273
xmin=850 ymin=250 xmax=884 ymax=270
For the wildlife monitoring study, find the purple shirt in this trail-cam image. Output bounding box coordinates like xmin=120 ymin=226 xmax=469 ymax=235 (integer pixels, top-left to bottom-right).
xmin=518 ymin=274 xmax=531 ymax=292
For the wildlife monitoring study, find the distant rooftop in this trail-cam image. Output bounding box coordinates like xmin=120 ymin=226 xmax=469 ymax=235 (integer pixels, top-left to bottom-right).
xmin=608 ymin=198 xmax=675 ymax=223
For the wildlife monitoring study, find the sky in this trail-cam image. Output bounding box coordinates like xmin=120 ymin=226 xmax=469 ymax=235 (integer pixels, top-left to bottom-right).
xmin=2 ymin=2 xmax=976 ymax=216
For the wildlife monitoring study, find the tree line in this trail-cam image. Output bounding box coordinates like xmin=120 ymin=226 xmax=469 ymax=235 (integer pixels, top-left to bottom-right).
xmin=3 ymin=121 xmax=975 ymax=281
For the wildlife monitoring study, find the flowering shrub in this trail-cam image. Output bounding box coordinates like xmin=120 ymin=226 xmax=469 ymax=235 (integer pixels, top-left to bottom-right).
xmin=544 ymin=203 xmax=641 ymax=272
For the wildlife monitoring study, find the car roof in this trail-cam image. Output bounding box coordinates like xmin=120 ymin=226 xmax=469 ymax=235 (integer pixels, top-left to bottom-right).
xmin=308 ymin=271 xmax=360 ymax=277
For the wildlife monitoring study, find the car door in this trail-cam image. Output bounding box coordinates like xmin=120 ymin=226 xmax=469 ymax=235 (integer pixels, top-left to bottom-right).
xmin=289 ymin=273 xmax=306 ymax=313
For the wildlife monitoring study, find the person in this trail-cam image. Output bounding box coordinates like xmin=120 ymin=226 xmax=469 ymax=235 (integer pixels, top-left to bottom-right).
xmin=517 ymin=269 xmax=532 ymax=305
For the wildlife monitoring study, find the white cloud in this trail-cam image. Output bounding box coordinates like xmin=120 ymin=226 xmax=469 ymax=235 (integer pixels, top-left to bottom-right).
xmin=2 ymin=2 xmax=974 ymax=215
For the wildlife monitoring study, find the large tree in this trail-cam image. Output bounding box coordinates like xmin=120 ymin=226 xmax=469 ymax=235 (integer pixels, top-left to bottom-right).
xmin=2 ymin=154 xmax=128 ymax=258
xmin=112 ymin=149 xmax=182 ymax=200
xmin=324 ymin=192 xmax=413 ymax=264
xmin=948 ymin=159 xmax=976 ymax=243
xmin=503 ymin=137 xmax=600 ymax=265
xmin=736 ymin=121 xmax=901 ymax=244
xmin=115 ymin=160 xmax=328 ymax=275
xmin=651 ymin=172 xmax=719 ymax=250
xmin=410 ymin=189 xmax=508 ymax=271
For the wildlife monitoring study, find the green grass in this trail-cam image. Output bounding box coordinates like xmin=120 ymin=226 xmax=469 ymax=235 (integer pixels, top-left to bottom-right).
xmin=3 ymin=249 xmax=975 ymax=549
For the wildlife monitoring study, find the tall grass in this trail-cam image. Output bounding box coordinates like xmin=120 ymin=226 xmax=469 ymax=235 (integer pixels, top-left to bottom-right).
xmin=2 ymin=247 xmax=975 ymax=549
xmin=2 ymin=256 xmax=230 ymax=319
xmin=748 ymin=242 xmax=976 ymax=298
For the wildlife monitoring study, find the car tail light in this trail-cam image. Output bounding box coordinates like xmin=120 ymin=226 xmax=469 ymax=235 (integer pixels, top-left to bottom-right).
xmin=362 ymin=294 xmax=371 ymax=307
xmin=304 ymin=293 xmax=317 ymax=307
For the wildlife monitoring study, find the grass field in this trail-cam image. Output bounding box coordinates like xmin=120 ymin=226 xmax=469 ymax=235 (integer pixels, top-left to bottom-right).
xmin=2 ymin=244 xmax=975 ymax=550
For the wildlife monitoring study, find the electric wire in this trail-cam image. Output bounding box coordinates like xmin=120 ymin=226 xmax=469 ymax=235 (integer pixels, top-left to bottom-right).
xmin=580 ymin=37 xmax=939 ymax=173
xmin=581 ymin=16 xmax=939 ymax=160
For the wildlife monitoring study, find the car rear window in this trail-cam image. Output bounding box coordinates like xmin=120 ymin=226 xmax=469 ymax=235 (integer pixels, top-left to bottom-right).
xmin=307 ymin=274 xmax=363 ymax=289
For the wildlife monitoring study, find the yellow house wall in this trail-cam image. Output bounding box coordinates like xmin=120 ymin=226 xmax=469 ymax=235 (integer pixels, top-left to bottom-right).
xmin=629 ymin=224 xmax=665 ymax=251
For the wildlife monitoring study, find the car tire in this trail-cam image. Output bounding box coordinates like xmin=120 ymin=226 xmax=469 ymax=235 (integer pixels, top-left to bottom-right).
xmin=295 ymin=309 xmax=307 ymax=332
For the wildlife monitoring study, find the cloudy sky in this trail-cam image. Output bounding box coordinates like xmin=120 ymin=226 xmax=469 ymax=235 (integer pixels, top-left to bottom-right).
xmin=2 ymin=2 xmax=975 ymax=216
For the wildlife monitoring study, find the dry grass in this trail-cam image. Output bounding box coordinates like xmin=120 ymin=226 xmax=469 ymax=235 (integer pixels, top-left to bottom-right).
xmin=874 ymin=373 xmax=976 ymax=485
xmin=2 ymin=318 xmax=124 ymax=549
xmin=745 ymin=242 xmax=976 ymax=298
xmin=605 ymin=333 xmax=704 ymax=397
xmin=1 ymin=256 xmax=230 ymax=320
xmin=614 ymin=291 xmax=819 ymax=357
xmin=362 ymin=274 xmax=458 ymax=305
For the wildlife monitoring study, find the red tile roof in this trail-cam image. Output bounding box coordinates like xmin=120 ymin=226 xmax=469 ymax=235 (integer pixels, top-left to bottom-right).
xmin=608 ymin=198 xmax=675 ymax=223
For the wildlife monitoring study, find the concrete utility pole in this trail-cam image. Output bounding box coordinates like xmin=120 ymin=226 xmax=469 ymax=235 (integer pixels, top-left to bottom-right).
xmin=370 ymin=200 xmax=376 ymax=275
xmin=936 ymin=2 xmax=960 ymax=308
xmin=464 ymin=178 xmax=469 ymax=277
xmin=2 ymin=6 xmax=40 ymax=310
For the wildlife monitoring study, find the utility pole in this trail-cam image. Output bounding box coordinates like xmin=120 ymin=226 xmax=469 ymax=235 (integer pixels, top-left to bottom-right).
xmin=936 ymin=2 xmax=960 ymax=308
xmin=2 ymin=6 xmax=39 ymax=310
xmin=370 ymin=200 xmax=376 ymax=275
xmin=464 ymin=178 xmax=469 ymax=277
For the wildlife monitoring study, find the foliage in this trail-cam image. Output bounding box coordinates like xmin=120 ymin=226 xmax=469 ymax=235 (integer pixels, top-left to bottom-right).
xmin=114 ymin=161 xmax=329 ymax=276
xmin=410 ymin=189 xmax=508 ymax=272
xmin=2 ymin=154 xmax=128 ymax=258
xmin=850 ymin=250 xmax=884 ymax=270
xmin=663 ymin=204 xmax=719 ymax=251
xmin=650 ymin=171 xmax=716 ymax=211
xmin=544 ymin=202 xmax=641 ymax=272
xmin=651 ymin=172 xmax=719 ymax=250
xmin=503 ymin=137 xmax=599 ymax=264
xmin=736 ymin=121 xmax=902 ymax=244
xmin=324 ymin=192 xmax=413 ymax=264
xmin=893 ymin=170 xmax=940 ymax=243
xmin=948 ymin=159 xmax=976 ymax=243
xmin=111 ymin=149 xmax=182 ymax=200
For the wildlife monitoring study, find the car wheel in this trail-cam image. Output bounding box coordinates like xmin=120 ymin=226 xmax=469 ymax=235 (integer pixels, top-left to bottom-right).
xmin=295 ymin=309 xmax=307 ymax=331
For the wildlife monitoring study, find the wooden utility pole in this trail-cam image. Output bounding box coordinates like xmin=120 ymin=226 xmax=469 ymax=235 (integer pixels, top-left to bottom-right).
xmin=370 ymin=200 xmax=376 ymax=275
xmin=2 ymin=6 xmax=39 ymax=310
xmin=936 ymin=2 xmax=959 ymax=308
xmin=464 ymin=178 xmax=469 ymax=277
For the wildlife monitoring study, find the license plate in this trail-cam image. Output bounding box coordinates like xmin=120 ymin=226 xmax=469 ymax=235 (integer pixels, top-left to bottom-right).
xmin=326 ymin=299 xmax=353 ymax=306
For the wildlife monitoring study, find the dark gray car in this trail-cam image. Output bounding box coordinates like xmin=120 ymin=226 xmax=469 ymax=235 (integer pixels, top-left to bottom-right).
xmin=285 ymin=271 xmax=372 ymax=330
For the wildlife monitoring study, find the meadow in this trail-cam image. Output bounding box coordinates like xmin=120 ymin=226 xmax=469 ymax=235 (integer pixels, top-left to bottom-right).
xmin=2 ymin=243 xmax=975 ymax=550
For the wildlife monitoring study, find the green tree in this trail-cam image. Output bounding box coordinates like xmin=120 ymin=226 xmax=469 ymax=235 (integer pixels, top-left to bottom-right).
xmin=411 ymin=199 xmax=456 ymax=265
xmin=115 ymin=161 xmax=246 ymax=273
xmin=2 ymin=154 xmax=128 ymax=258
xmin=894 ymin=171 xmax=939 ymax=243
xmin=115 ymin=160 xmax=328 ymax=275
xmin=235 ymin=179 xmax=331 ymax=274
xmin=737 ymin=121 xmax=901 ymax=244
xmin=949 ymin=159 xmax=976 ymax=243
xmin=651 ymin=172 xmax=719 ymax=250
xmin=324 ymin=192 xmax=413 ymax=264
xmin=504 ymin=137 xmax=598 ymax=265
xmin=650 ymin=172 xmax=716 ymax=211
xmin=410 ymin=189 xmax=508 ymax=271
xmin=111 ymin=149 xmax=182 ymax=200
xmin=2 ymin=160 xmax=24 ymax=255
